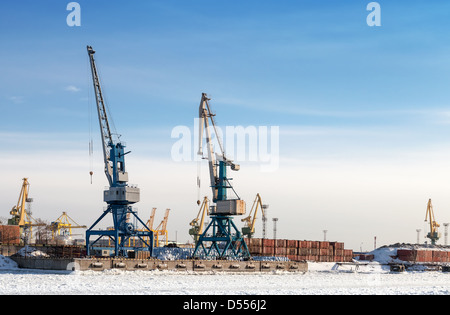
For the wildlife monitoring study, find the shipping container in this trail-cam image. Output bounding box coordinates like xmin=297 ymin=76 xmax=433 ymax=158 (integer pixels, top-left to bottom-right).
xmin=262 ymin=246 xmax=274 ymax=255
xmin=248 ymin=238 xmax=262 ymax=247
xmin=262 ymin=239 xmax=274 ymax=247
xmin=287 ymin=255 xmax=298 ymax=261
xmin=397 ymin=249 xmax=416 ymax=262
xmin=299 ymin=248 xmax=310 ymax=256
xmin=287 ymin=248 xmax=297 ymax=255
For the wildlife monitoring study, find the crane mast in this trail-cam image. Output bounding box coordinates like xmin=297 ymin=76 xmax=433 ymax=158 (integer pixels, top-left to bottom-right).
xmin=85 ymin=45 xmax=153 ymax=258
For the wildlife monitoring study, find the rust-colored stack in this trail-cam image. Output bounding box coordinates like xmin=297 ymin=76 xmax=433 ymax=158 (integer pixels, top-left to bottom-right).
xmin=0 ymin=225 xmax=20 ymax=245
xmin=356 ymin=254 xmax=375 ymax=261
xmin=397 ymin=249 xmax=450 ymax=263
xmin=245 ymin=238 xmax=353 ymax=262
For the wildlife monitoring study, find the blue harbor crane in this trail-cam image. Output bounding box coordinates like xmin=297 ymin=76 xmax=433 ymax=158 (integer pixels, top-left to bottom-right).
xmin=192 ymin=93 xmax=250 ymax=259
xmin=85 ymin=45 xmax=153 ymax=257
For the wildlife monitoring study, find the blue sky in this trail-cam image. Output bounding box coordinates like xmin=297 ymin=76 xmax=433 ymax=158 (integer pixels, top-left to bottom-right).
xmin=2 ymin=1 xmax=450 ymax=250
xmin=3 ymin=0 xmax=450 ymax=132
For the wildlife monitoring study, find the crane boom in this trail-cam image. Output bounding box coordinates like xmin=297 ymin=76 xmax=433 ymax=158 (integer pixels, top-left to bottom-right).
xmin=198 ymin=93 xmax=218 ymax=200
xmin=87 ymin=45 xmax=114 ymax=186
xmin=198 ymin=93 xmax=244 ymax=214
xmin=147 ymin=207 xmax=157 ymax=231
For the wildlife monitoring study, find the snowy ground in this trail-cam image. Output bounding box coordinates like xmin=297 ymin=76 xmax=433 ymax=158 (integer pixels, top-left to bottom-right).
xmin=1 ymin=254 xmax=450 ymax=295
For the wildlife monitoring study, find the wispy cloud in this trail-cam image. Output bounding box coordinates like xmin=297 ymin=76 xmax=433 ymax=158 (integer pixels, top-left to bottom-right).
xmin=8 ymin=96 xmax=24 ymax=104
xmin=65 ymin=85 xmax=81 ymax=93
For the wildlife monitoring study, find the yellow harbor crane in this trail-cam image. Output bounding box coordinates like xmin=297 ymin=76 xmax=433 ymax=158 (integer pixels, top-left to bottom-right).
xmin=147 ymin=208 xmax=157 ymax=232
xmin=50 ymin=212 xmax=87 ymax=239
xmin=154 ymin=209 xmax=170 ymax=247
xmin=8 ymin=178 xmax=33 ymax=227
xmin=425 ymin=198 xmax=441 ymax=245
xmin=139 ymin=208 xmax=157 ymax=248
xmin=8 ymin=178 xmax=44 ymax=241
xmin=241 ymin=193 xmax=268 ymax=238
xmin=189 ymin=196 xmax=209 ymax=245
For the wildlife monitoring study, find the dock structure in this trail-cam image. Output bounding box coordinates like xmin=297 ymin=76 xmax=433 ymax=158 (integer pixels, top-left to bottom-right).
xmin=10 ymin=256 xmax=308 ymax=273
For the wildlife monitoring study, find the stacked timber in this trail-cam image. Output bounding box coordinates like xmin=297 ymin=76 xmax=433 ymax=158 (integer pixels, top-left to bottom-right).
xmin=245 ymin=238 xmax=353 ymax=262
xmin=397 ymin=249 xmax=450 ymax=263
xmin=0 ymin=225 xmax=20 ymax=245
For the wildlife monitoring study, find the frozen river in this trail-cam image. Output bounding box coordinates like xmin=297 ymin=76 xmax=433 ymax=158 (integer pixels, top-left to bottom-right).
xmin=1 ymin=267 xmax=450 ymax=295
xmin=1 ymin=255 xmax=450 ymax=295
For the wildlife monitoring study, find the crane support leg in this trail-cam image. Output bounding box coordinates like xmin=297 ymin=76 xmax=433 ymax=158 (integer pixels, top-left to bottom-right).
xmin=86 ymin=206 xmax=153 ymax=257
xmin=192 ymin=215 xmax=250 ymax=260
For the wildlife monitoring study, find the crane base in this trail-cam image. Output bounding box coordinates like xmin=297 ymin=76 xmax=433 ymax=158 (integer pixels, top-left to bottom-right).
xmin=192 ymin=215 xmax=250 ymax=259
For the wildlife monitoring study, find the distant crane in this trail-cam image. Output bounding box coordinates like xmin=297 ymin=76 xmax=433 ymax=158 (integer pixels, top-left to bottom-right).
xmin=50 ymin=212 xmax=87 ymax=239
xmin=189 ymin=196 xmax=209 ymax=245
xmin=241 ymin=193 xmax=268 ymax=239
xmin=8 ymin=178 xmax=44 ymax=243
xmin=154 ymin=209 xmax=170 ymax=247
xmin=425 ymin=199 xmax=440 ymax=245
xmin=192 ymin=93 xmax=250 ymax=259
xmin=84 ymin=45 xmax=153 ymax=257
xmin=147 ymin=208 xmax=157 ymax=231
xmin=8 ymin=178 xmax=33 ymax=227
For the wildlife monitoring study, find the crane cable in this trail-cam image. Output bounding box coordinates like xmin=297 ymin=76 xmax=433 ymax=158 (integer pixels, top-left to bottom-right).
xmin=197 ymin=159 xmax=201 ymax=205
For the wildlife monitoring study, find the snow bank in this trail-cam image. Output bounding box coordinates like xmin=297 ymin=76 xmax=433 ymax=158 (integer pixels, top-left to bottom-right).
xmin=369 ymin=246 xmax=399 ymax=264
xmin=0 ymin=255 xmax=18 ymax=270
xmin=16 ymin=246 xmax=49 ymax=258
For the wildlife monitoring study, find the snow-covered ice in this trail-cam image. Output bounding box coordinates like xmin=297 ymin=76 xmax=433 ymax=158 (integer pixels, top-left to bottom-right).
xmin=1 ymin=253 xmax=450 ymax=295
xmin=0 ymin=255 xmax=18 ymax=270
xmin=1 ymin=265 xmax=450 ymax=295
